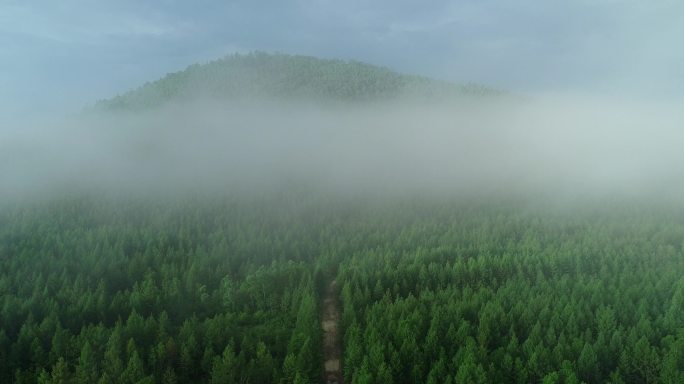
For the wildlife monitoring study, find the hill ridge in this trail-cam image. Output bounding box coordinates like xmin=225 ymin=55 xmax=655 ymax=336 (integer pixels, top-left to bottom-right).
xmin=94 ymin=52 xmax=498 ymax=111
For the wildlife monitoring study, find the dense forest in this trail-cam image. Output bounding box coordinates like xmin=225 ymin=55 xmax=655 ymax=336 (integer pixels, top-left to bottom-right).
xmin=0 ymin=195 xmax=329 ymax=384
xmin=93 ymin=52 xmax=499 ymax=111
xmin=1 ymin=195 xmax=682 ymax=383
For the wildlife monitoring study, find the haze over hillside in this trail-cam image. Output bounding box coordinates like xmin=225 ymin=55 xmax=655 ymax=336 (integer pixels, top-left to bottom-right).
xmin=93 ymin=52 xmax=499 ymax=111
xmin=1 ymin=51 xmax=683 ymax=205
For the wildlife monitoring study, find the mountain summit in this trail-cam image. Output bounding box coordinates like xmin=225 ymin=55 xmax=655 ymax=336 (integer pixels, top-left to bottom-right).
xmin=94 ymin=52 xmax=497 ymax=110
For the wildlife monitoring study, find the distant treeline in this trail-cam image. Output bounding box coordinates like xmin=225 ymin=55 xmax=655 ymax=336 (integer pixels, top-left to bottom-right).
xmin=94 ymin=52 xmax=500 ymax=111
xmin=0 ymin=196 xmax=682 ymax=383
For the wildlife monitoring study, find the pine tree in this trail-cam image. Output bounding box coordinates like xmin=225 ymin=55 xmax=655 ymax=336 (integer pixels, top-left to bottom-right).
xmin=577 ymin=342 xmax=598 ymax=383
xmin=121 ymin=349 xmax=145 ymax=384
xmin=50 ymin=357 xmax=72 ymax=384
xmin=660 ymin=345 xmax=684 ymax=384
xmin=103 ymin=326 xmax=124 ymax=382
xmin=75 ymin=342 xmax=98 ymax=384
xmin=161 ymin=368 xmax=178 ymax=384
xmin=210 ymin=345 xmax=237 ymax=384
xmin=282 ymin=353 xmax=297 ymax=383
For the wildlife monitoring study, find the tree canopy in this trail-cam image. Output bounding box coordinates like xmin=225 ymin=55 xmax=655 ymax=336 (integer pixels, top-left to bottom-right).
xmin=94 ymin=52 xmax=499 ymax=111
xmin=1 ymin=195 xmax=682 ymax=383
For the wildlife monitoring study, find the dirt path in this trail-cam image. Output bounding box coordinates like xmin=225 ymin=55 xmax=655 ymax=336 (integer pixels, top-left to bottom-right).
xmin=322 ymin=279 xmax=343 ymax=384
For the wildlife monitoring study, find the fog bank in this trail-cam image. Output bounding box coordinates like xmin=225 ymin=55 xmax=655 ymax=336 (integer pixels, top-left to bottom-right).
xmin=2 ymin=97 xmax=683 ymax=203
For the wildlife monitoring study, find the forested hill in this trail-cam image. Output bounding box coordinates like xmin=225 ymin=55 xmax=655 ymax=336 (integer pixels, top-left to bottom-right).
xmin=94 ymin=52 xmax=498 ymax=111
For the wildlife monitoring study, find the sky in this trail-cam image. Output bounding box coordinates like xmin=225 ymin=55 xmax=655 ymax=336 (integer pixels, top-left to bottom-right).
xmin=1 ymin=0 xmax=683 ymax=118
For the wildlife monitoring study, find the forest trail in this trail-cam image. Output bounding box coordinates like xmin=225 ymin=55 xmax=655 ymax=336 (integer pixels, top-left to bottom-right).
xmin=322 ymin=279 xmax=343 ymax=384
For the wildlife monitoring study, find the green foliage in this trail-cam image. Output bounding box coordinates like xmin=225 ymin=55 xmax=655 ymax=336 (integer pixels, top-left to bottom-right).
xmin=74 ymin=342 xmax=98 ymax=384
xmin=0 ymin=197 xmax=323 ymax=383
xmin=1 ymin=195 xmax=683 ymax=383
xmin=94 ymin=52 xmax=499 ymax=111
xmin=334 ymin=199 xmax=684 ymax=383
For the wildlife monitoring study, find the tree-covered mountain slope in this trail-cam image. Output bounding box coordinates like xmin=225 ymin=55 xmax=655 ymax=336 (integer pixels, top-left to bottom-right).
xmin=94 ymin=52 xmax=498 ymax=110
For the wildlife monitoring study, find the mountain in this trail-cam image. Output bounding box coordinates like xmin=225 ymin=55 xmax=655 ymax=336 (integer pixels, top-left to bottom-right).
xmin=94 ymin=52 xmax=499 ymax=110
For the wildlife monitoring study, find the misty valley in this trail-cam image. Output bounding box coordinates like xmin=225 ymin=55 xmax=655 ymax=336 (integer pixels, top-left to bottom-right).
xmin=1 ymin=53 xmax=683 ymax=384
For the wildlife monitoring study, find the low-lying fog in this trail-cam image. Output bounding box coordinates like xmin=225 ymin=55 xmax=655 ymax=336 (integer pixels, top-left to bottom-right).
xmin=2 ymin=96 xmax=683 ymax=202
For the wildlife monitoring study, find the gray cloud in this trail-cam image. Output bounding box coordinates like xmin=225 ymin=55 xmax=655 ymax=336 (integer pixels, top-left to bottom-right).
xmin=3 ymin=97 xmax=684 ymax=204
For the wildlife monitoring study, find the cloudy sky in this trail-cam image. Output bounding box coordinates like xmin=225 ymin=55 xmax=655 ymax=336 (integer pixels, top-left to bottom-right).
xmin=1 ymin=0 xmax=682 ymax=117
